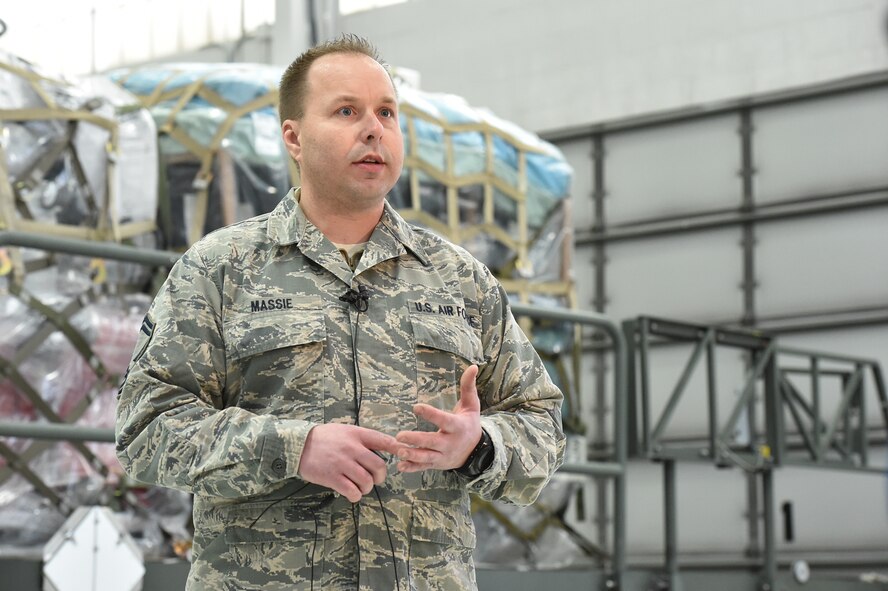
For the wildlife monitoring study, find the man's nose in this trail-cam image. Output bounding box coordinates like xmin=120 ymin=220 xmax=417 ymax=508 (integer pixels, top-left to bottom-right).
xmin=362 ymin=113 xmax=384 ymax=142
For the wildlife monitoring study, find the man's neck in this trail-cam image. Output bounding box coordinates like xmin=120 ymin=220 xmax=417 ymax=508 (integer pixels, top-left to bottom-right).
xmin=298 ymin=191 xmax=385 ymax=244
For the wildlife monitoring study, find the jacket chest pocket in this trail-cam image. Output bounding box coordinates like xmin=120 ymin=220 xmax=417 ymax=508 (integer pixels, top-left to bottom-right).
xmin=410 ymin=310 xmax=483 ymax=430
xmin=225 ymin=309 xmax=326 ymax=421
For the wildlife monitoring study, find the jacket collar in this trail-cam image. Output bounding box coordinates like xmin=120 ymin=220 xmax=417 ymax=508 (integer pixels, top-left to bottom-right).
xmin=267 ymin=188 xmax=431 ymax=278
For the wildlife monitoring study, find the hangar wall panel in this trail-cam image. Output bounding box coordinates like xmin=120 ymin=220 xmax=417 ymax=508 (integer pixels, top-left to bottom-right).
xmin=773 ymin=464 xmax=888 ymax=551
xmin=604 ymin=116 xmax=742 ymax=225
xmin=605 ymin=229 xmax=744 ymax=324
xmin=756 ymin=208 xmax=888 ymax=319
xmin=755 ymin=87 xmax=888 ymax=203
xmin=574 ymin=461 xmax=751 ymax=557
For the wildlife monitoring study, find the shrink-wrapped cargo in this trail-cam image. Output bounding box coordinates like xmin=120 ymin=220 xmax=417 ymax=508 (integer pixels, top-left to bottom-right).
xmin=0 ymin=52 xmax=189 ymax=558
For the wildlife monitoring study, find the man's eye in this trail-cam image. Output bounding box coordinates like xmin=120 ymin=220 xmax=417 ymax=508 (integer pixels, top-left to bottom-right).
xmin=338 ymin=107 xmax=354 ymax=116
xmin=380 ymin=108 xmax=393 ymax=118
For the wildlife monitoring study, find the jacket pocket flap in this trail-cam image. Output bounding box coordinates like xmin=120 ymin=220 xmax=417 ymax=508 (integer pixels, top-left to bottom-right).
xmin=226 ymin=309 xmax=325 ymax=361
xmin=410 ymin=312 xmax=482 ymax=364
xmin=223 ymin=500 xmax=331 ymax=544
xmin=410 ymin=499 xmax=476 ymax=548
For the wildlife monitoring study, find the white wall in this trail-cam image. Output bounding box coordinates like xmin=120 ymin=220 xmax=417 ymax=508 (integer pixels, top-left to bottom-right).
xmin=0 ymin=0 xmax=277 ymax=77
xmin=340 ymin=0 xmax=888 ymax=133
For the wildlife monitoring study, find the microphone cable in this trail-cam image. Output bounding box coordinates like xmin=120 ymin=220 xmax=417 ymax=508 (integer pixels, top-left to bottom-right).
xmin=245 ymin=482 xmax=326 ymax=591
xmin=341 ymin=284 xmax=370 ymax=417
xmin=247 ymin=482 xmax=312 ymax=529
xmin=342 ymin=284 xmax=401 ymax=591
xmin=374 ymin=484 xmax=401 ymax=591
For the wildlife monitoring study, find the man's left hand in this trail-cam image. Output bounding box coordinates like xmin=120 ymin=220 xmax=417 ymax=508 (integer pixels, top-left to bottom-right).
xmin=395 ymin=365 xmax=481 ymax=472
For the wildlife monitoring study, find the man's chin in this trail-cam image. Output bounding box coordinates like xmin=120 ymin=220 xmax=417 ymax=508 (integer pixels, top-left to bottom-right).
xmin=349 ymin=180 xmax=397 ymax=202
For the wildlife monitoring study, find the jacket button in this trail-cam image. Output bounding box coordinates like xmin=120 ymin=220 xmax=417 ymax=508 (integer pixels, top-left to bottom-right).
xmin=271 ymin=458 xmax=286 ymax=475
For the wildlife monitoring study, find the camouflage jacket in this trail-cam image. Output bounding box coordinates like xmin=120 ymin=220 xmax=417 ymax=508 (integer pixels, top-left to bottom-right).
xmin=116 ymin=189 xmax=565 ymax=590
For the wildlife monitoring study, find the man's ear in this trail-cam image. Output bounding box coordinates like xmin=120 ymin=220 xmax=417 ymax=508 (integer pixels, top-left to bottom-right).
xmin=282 ymin=119 xmax=301 ymax=163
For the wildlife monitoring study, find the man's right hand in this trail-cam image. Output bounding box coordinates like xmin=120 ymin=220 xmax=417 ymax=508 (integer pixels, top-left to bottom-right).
xmin=297 ymin=423 xmax=405 ymax=503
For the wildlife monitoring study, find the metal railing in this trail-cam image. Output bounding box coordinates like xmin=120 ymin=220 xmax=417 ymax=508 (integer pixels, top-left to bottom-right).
xmin=512 ymin=303 xmax=628 ymax=588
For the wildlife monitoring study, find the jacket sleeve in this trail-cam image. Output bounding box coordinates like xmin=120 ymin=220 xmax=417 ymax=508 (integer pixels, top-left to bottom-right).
xmin=464 ymin=267 xmax=566 ymax=505
xmin=115 ymin=247 xmax=313 ymax=499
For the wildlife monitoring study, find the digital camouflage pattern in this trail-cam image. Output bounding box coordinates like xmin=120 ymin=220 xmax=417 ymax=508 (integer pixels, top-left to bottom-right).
xmin=116 ymin=188 xmax=565 ymax=590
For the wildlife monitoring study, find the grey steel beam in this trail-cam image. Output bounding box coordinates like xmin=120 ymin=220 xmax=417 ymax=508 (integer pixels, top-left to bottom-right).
xmin=590 ymin=132 xmax=612 ymax=563
xmin=623 ymin=319 xmax=640 ymax=458
xmin=706 ymin=336 xmax=718 ymax=461
xmin=575 ymin=190 xmax=888 ymax=245
xmin=639 ymin=319 xmax=652 ymax=456
xmin=761 ymin=470 xmax=776 ymax=590
xmin=664 ymin=459 xmax=678 ymax=590
xmin=781 ymin=367 xmax=849 ymax=376
xmin=738 ymin=108 xmax=757 ymax=328
xmin=540 ymin=70 xmax=888 ymax=140
xmin=644 ymin=317 xmax=770 ymax=350
xmin=591 ymin=133 xmax=607 ymax=314
xmin=857 ymin=365 xmax=868 ymax=467
xmin=812 ymin=358 xmax=821 ymax=462
xmin=584 ymin=307 xmax=888 ymax=346
xmin=764 ymin=350 xmax=782 ymax=464
xmin=0 ymin=420 xmax=115 ymax=443
xmin=776 ymin=346 xmax=880 ymax=366
xmin=560 ymin=461 xmax=624 ymax=478
xmin=0 ymin=230 xmax=180 ymax=267
xmin=746 ymin=474 xmax=761 ymax=560
xmin=582 ymin=184 xmax=887 ymax=238
xmin=873 ymin=364 xmax=888 ymax=431
xmin=756 ymin=310 xmax=888 ymax=335
xmin=644 ymin=318 xmax=710 ymax=342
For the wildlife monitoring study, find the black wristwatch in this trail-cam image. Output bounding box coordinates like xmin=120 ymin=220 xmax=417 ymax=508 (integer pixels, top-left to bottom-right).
xmin=454 ymin=429 xmax=495 ymax=478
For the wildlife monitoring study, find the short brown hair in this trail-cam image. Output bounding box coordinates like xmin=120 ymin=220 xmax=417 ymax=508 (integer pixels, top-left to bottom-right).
xmin=278 ymin=34 xmax=391 ymax=123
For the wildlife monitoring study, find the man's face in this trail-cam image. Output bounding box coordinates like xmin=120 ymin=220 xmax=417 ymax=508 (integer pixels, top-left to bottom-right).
xmin=282 ymin=53 xmax=404 ymax=211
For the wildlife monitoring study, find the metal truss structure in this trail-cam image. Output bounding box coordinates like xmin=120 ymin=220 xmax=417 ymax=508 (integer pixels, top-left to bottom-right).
xmin=624 ymin=316 xmax=888 ymax=590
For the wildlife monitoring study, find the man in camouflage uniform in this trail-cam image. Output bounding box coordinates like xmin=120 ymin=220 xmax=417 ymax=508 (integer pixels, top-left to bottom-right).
xmin=116 ymin=35 xmax=564 ymax=590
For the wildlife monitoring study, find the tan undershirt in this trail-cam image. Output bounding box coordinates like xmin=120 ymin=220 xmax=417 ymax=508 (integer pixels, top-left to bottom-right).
xmin=332 ymin=241 xmax=366 ymax=271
